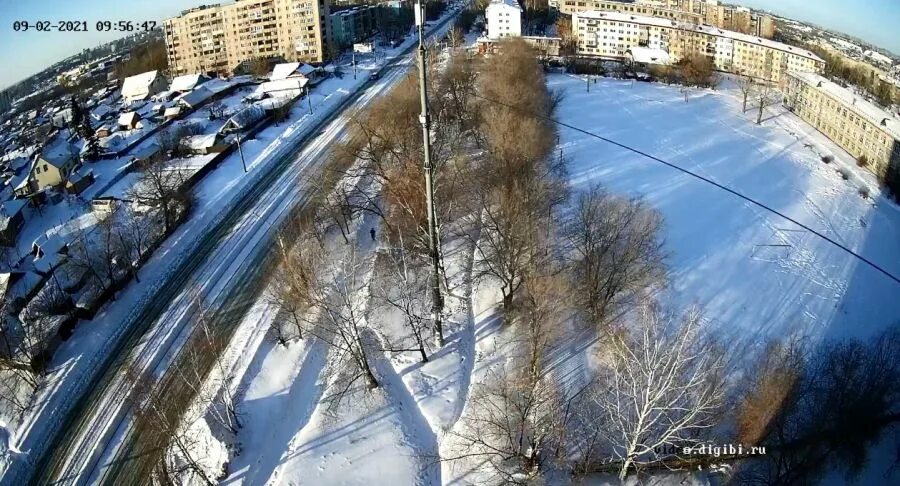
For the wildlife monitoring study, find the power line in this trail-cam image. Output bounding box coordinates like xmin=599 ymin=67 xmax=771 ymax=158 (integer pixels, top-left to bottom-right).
xmin=470 ymin=91 xmax=900 ymax=287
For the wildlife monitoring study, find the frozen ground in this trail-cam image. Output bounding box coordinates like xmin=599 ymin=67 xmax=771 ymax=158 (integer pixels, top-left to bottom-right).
xmin=550 ymin=74 xmax=900 ymax=350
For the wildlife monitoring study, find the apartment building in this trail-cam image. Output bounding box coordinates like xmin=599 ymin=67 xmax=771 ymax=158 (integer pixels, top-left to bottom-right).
xmin=571 ymin=11 xmax=823 ymax=83
xmin=560 ymin=0 xmax=775 ymax=39
xmin=784 ymin=71 xmax=900 ymax=178
xmin=486 ymin=0 xmax=523 ymax=40
xmin=164 ymin=5 xmax=230 ymax=75
xmin=330 ymin=5 xmax=378 ymax=48
xmin=559 ymin=0 xmax=703 ymax=24
xmin=165 ymin=0 xmax=331 ymax=76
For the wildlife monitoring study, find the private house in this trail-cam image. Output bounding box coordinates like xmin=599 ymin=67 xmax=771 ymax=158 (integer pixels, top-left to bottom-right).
xmin=30 ymin=138 xmax=78 ymax=192
xmin=121 ymin=70 xmax=168 ymax=103
xmin=271 ymin=62 xmax=323 ymax=85
xmin=95 ymin=124 xmax=114 ymax=138
xmin=182 ymin=133 xmax=229 ymax=155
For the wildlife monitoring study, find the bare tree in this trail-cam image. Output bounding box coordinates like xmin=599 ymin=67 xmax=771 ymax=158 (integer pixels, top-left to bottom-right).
xmin=66 ymin=214 xmax=125 ymax=297
xmin=447 ymin=25 xmax=465 ymax=49
xmin=127 ymin=367 xmax=216 ymax=486
xmin=472 ymin=183 xmax=543 ymax=311
xmin=266 ymin=217 xmax=324 ymax=344
xmin=757 ymin=81 xmax=774 ymax=124
xmin=377 ymin=244 xmax=432 ymax=362
xmin=301 ymin=247 xmax=379 ymax=389
xmin=736 ymin=327 xmax=900 ymax=485
xmin=447 ymin=365 xmax=566 ymax=483
xmin=112 ymin=204 xmax=154 ymax=283
xmin=737 ymin=74 xmax=755 ymax=113
xmin=206 ymin=100 xmax=227 ymax=121
xmin=565 ymin=186 xmax=666 ymax=326
xmin=126 ymin=153 xmax=191 ymax=234
xmin=589 ymin=304 xmax=725 ymax=481
xmin=511 ymin=272 xmax=569 ymax=385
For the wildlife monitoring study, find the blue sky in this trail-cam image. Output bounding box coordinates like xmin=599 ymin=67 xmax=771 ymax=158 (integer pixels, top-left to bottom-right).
xmin=740 ymin=0 xmax=900 ymax=55
xmin=0 ymin=0 xmax=212 ymax=89
xmin=1 ymin=0 xmax=899 ymax=89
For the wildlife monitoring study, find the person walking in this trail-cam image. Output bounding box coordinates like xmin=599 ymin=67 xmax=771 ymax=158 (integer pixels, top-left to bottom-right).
xmin=370 ymin=227 xmax=376 ymax=241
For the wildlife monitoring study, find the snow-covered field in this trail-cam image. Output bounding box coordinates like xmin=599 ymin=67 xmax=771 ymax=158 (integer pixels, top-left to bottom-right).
xmin=549 ymin=74 xmax=900 ymax=349
xmin=187 ymin=72 xmax=900 ymax=486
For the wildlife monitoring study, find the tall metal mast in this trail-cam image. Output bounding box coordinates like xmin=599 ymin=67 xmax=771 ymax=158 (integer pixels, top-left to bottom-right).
xmin=416 ymin=1 xmax=444 ymax=346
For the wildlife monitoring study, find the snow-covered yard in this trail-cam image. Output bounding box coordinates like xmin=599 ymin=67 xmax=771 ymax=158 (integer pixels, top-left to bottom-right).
xmin=550 ymin=74 xmax=900 ymax=347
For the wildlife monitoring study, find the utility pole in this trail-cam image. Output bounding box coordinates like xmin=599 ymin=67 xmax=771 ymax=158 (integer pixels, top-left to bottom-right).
xmin=235 ymin=131 xmax=247 ymax=173
xmin=306 ymin=86 xmax=313 ymax=114
xmin=415 ymin=0 xmax=444 ymax=347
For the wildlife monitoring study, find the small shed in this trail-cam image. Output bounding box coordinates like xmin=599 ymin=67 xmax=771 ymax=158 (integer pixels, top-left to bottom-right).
xmin=118 ymin=111 xmax=143 ymax=130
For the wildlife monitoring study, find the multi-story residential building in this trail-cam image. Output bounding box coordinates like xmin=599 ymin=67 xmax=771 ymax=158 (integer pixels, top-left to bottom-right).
xmin=486 ymin=0 xmax=523 ymax=39
xmin=164 ymin=0 xmax=331 ymax=76
xmin=560 ymin=0 xmax=775 ymax=39
xmin=163 ymin=5 xmax=230 ymax=75
xmin=784 ymin=71 xmax=900 ymax=179
xmin=330 ymin=5 xmax=378 ymax=48
xmin=571 ymin=11 xmax=824 ymax=83
xmin=559 ymin=0 xmax=703 ymax=24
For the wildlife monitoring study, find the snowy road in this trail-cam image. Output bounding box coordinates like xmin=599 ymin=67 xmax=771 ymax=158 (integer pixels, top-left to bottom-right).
xmin=24 ymin=12 xmax=461 ymax=486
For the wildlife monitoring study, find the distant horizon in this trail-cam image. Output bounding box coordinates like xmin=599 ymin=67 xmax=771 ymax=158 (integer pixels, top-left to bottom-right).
xmin=1 ymin=0 xmax=899 ymax=91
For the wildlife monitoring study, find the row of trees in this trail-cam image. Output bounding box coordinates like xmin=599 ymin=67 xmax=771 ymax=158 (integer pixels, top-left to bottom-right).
xmin=0 ymin=150 xmax=192 ymax=419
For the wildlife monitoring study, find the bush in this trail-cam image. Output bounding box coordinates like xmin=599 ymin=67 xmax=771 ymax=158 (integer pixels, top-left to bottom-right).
xmin=821 ymin=155 xmax=834 ymax=164
xmin=857 ymin=155 xmax=869 ymax=167
xmin=859 ymin=186 xmax=871 ymax=199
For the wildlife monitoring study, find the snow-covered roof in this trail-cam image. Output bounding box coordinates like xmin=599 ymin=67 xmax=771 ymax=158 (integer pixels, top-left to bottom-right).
xmin=0 ymin=199 xmax=27 ymax=230
xmin=487 ymin=0 xmax=521 ymax=11
xmin=91 ymin=104 xmax=114 ymax=120
xmin=164 ymin=106 xmax=183 ymax=118
xmin=130 ymin=142 xmax=161 ymax=161
xmin=176 ymin=86 xmax=215 ymax=109
xmin=170 ymin=73 xmax=210 ymax=92
xmin=574 ymin=11 xmax=824 ymax=63
xmin=99 ymin=133 xmax=128 ymax=151
xmin=789 ymin=71 xmax=900 ymax=140
xmin=270 ymin=62 xmax=317 ymax=81
xmin=10 ymin=173 xmax=29 ymax=191
xmin=256 ymin=78 xmax=308 ymax=98
xmin=183 ymin=134 xmax=223 ymax=151
xmin=40 ymin=136 xmax=75 ymax=167
xmin=118 ymin=111 xmax=141 ymax=127
xmin=121 ymin=70 xmax=163 ymax=101
xmin=627 ymin=47 xmax=671 ymax=65
xmin=220 ymin=105 xmax=267 ymax=133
